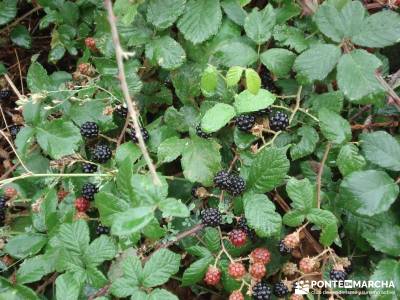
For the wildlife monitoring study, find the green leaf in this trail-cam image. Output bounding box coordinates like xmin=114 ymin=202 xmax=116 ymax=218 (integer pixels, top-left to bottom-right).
xmin=226 ymin=66 xmax=244 ymax=87
xmin=0 ymin=0 xmax=17 ymax=26
xmin=159 ymin=198 xmax=190 ymax=218
xmin=370 ymin=259 xmax=400 ymax=297
xmin=84 ymin=235 xmax=117 ymax=267
xmin=221 ymin=0 xmax=246 ymax=26
xmin=244 ymin=5 xmax=276 ymax=44
xmin=283 ymin=209 xmax=306 ymax=227
xmin=110 ymin=255 xmax=143 ymax=297
xmin=95 ymin=192 xmax=130 ymax=227
xmin=214 ymin=40 xmax=258 ymax=67
xmin=340 ymin=170 xmax=399 ymax=216
xmin=360 ymin=131 xmax=400 ymax=171
xmin=243 ymin=193 xmax=282 ymax=237
xmin=336 ymin=49 xmax=383 ymax=102
xmin=233 ymin=89 xmax=276 ymax=114
xmin=27 ymin=62 xmax=52 ymax=93
xmin=290 ymin=126 xmax=319 ymax=160
xmin=186 ymin=246 xmax=212 ymax=258
xmin=36 ymin=120 xmax=82 ymax=159
xmin=56 ymin=220 xmax=89 ymax=253
xmin=149 ymin=289 xmax=179 ymax=300
xmin=10 ymin=25 xmax=32 ymax=49
xmin=129 ymin=174 xmax=169 ymax=206
xmin=145 ymin=36 xmax=186 ymax=70
xmin=352 ymin=10 xmax=400 ymax=48
xmin=310 ymin=91 xmax=344 ymax=113
xmin=56 ymin=272 xmax=81 ymax=300
xmin=16 ymin=255 xmax=54 ymax=284
xmin=111 ymin=207 xmax=155 ymax=236
xmin=4 ymin=233 xmax=47 ymax=259
xmin=201 ymin=66 xmax=218 ymax=95
xmin=115 ymin=142 xmax=142 ymax=165
xmin=337 ymin=143 xmax=366 ymax=176
xmin=0 ymin=276 xmax=41 ymax=300
xmin=203 ymin=227 xmax=221 ymax=253
xmin=201 ymin=103 xmax=235 ymax=133
xmin=293 ymin=44 xmax=341 ymax=82
xmin=260 ymin=48 xmax=296 ymax=77
xmin=319 ymin=108 xmax=351 ymax=144
xmin=181 ymin=256 xmax=213 ymax=286
xmin=307 ymin=208 xmax=338 ymax=246
xmin=319 ymin=222 xmax=338 ymax=247
xmin=248 ymin=146 xmax=290 ymax=193
xmin=177 ymin=0 xmax=222 ymax=44
xmin=363 ymin=224 xmax=400 ymax=256
xmin=245 ymin=68 xmax=261 ymax=95
xmin=142 ymin=249 xmax=181 ymax=287
xmin=157 ymin=136 xmax=186 ymax=163
xmin=181 ymin=137 xmax=221 ymax=186
xmin=286 ymin=178 xmax=315 ymax=212
xmin=147 ymin=0 xmax=186 ymax=29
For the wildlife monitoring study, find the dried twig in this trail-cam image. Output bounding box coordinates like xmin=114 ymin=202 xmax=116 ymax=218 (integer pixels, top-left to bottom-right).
xmin=35 ymin=272 xmax=58 ymax=294
xmin=3 ymin=74 xmax=25 ymax=101
xmin=157 ymin=224 xmax=205 ymax=250
xmin=351 ymin=121 xmax=399 ymax=130
xmin=375 ymin=72 xmax=400 ymax=110
xmin=316 ymin=143 xmax=332 ymax=208
xmin=88 ymin=284 xmax=111 ymax=300
xmin=0 ymin=130 xmax=31 ymax=174
xmin=289 ymin=85 xmax=303 ymax=124
xmin=104 ymin=0 xmax=161 ymax=185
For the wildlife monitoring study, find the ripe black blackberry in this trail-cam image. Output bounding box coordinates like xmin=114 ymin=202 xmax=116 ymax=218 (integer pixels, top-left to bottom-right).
xmin=92 ymin=144 xmax=112 ymax=163
xmin=0 ymin=196 xmax=6 ymax=210
xmin=226 ymin=174 xmax=246 ymax=196
xmin=96 ymin=224 xmax=110 ymax=235
xmin=201 ymin=208 xmax=222 ymax=227
xmin=237 ymin=216 xmax=255 ymax=240
xmin=260 ymin=71 xmax=280 ymax=94
xmin=196 ymin=124 xmax=212 ymax=139
xmin=114 ymin=105 xmax=128 ymax=118
xmin=9 ymin=125 xmax=21 ymax=139
xmin=254 ymin=107 xmax=272 ymax=116
xmin=279 ymin=239 xmax=291 ymax=255
xmin=330 ymin=269 xmax=347 ymax=281
xmin=82 ymin=163 xmax=98 ymax=173
xmin=252 ymin=282 xmax=272 ymax=300
xmin=235 ymin=114 xmax=256 ymax=132
xmin=213 ymin=170 xmax=231 ymax=190
xmin=81 ymin=183 xmax=98 ymax=201
xmin=80 ymin=121 xmax=99 ymax=138
xmin=130 ymin=127 xmax=149 ymax=144
xmin=0 ymin=90 xmax=11 ymax=100
xmin=269 ymin=111 xmax=289 ymax=131
xmin=273 ymin=281 xmax=289 ymax=297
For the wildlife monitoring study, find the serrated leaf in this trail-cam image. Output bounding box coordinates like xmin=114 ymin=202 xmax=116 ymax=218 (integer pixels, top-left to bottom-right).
xmin=319 ymin=222 xmax=338 ymax=247
xmin=307 ymin=208 xmax=338 ymax=246
xmin=142 ymin=249 xmax=181 ymax=287
xmin=245 ymin=68 xmax=261 ymax=95
xmin=4 ymin=233 xmax=47 ymax=259
xmin=145 ymin=36 xmax=186 ymax=70
xmin=293 ymin=44 xmax=341 ymax=82
xmin=260 ymin=48 xmax=296 ymax=77
xmin=214 ymin=40 xmax=258 ymax=67
xmin=16 ymin=255 xmax=54 ymax=284
xmin=337 ymin=143 xmax=366 ymax=176
xmin=84 ymin=235 xmax=117 ymax=267
xmin=244 ymin=5 xmax=276 ymax=44
xmin=158 ymin=136 xmax=186 ymax=163
xmin=369 ymin=259 xmax=400 ymax=297
xmin=0 ymin=0 xmax=17 ymax=26
xmin=159 ymin=198 xmax=190 ymax=218
xmin=110 ymin=255 xmax=142 ymax=297
xmin=203 ymin=227 xmax=221 ymax=253
xmin=95 ymin=192 xmax=130 ymax=227
xmin=129 ymin=174 xmax=169 ymax=206
xmin=248 ymin=146 xmax=290 ymax=193
xmin=150 ymin=289 xmax=178 ymax=300
xmin=177 ymin=0 xmax=222 ymax=44
xmin=56 ymin=220 xmax=89 ymax=253
xmin=111 ymin=207 xmax=155 ymax=236
xmin=201 ymin=103 xmax=235 ymax=133
xmin=243 ymin=193 xmax=282 ymax=237
xmin=36 ymin=120 xmax=82 ymax=159
xmin=290 ymin=126 xmax=319 ymax=160
xmin=0 ymin=276 xmax=41 ymax=300
xmin=286 ymin=178 xmax=316 ymax=212
xmin=181 ymin=137 xmax=221 ymax=186
xmin=56 ymin=272 xmax=81 ymax=300
xmin=147 ymin=0 xmax=186 ymax=29
xmin=226 ymin=66 xmax=244 ymax=87
xmin=310 ymin=91 xmax=344 ymax=113
xmin=234 ymin=89 xmax=276 ymax=114
xmin=27 ymin=62 xmax=52 ymax=93
xmin=186 ymin=246 xmax=212 ymax=258
xmin=360 ymin=131 xmax=400 ymax=171
xmin=201 ymin=66 xmax=218 ymax=95
xmin=319 ymin=108 xmax=351 ymax=144
xmin=181 ymin=256 xmax=213 ymax=286
xmin=337 ymin=49 xmax=384 ymax=102
xmin=11 ymin=25 xmax=32 ymax=49
xmin=340 ymin=170 xmax=399 ymax=216
xmin=221 ymin=0 xmax=247 ymax=26
xmin=363 ymin=223 xmax=400 ymax=256
xmin=283 ymin=210 xmax=306 ymax=227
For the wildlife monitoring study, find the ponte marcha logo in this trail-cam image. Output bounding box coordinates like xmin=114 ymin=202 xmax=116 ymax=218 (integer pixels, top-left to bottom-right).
xmin=295 ymin=280 xmax=310 ymax=295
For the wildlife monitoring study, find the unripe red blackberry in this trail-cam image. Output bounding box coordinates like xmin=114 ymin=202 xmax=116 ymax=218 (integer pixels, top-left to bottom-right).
xmin=229 ymin=290 xmax=244 ymax=300
xmin=57 ymin=190 xmax=69 ymax=201
xmin=228 ymin=262 xmax=246 ymax=279
xmin=235 ymin=114 xmax=256 ymax=132
xmin=299 ymin=257 xmax=318 ymax=274
xmin=196 ymin=124 xmax=212 ymax=138
xmin=92 ymin=144 xmax=112 ymax=163
xmin=4 ymin=187 xmax=17 ymax=199
xmin=250 ymin=262 xmax=266 ymax=280
xmin=85 ymin=37 xmax=97 ymax=51
xmin=204 ymin=265 xmax=221 ymax=285
xmin=229 ymin=229 xmax=247 ymax=247
xmin=80 ymin=121 xmax=99 ymax=138
xmin=250 ymin=248 xmax=271 ymax=264
xmin=252 ymin=281 xmax=272 ymax=300
xmin=269 ymin=111 xmax=289 ymax=131
xmin=200 ymin=208 xmax=222 ymax=227
xmin=75 ymin=197 xmax=90 ymax=212
xmin=130 ymin=127 xmax=149 ymax=143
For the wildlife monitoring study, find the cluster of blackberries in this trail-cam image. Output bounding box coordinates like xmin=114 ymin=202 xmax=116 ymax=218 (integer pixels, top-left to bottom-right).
xmin=213 ymin=170 xmax=246 ymax=196
xmin=260 ymin=71 xmax=280 ymax=94
xmin=269 ymin=111 xmax=289 ymax=131
xmin=195 ymin=124 xmax=212 ymax=139
xmin=81 ymin=183 xmax=98 ymax=201
xmin=200 ymin=208 xmax=222 ymax=227
xmin=82 ymin=163 xmax=98 ymax=173
xmin=9 ymin=125 xmax=21 ymax=139
xmin=92 ymin=144 xmax=112 ymax=163
xmin=80 ymin=121 xmax=99 ymax=138
xmin=0 ymin=195 xmax=8 ymax=226
xmin=114 ymin=105 xmax=128 ymax=118
xmin=0 ymin=90 xmax=11 ymax=101
xmin=235 ymin=114 xmax=255 ymax=132
xmin=130 ymin=127 xmax=149 ymax=144
xmin=96 ymin=224 xmax=110 ymax=235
